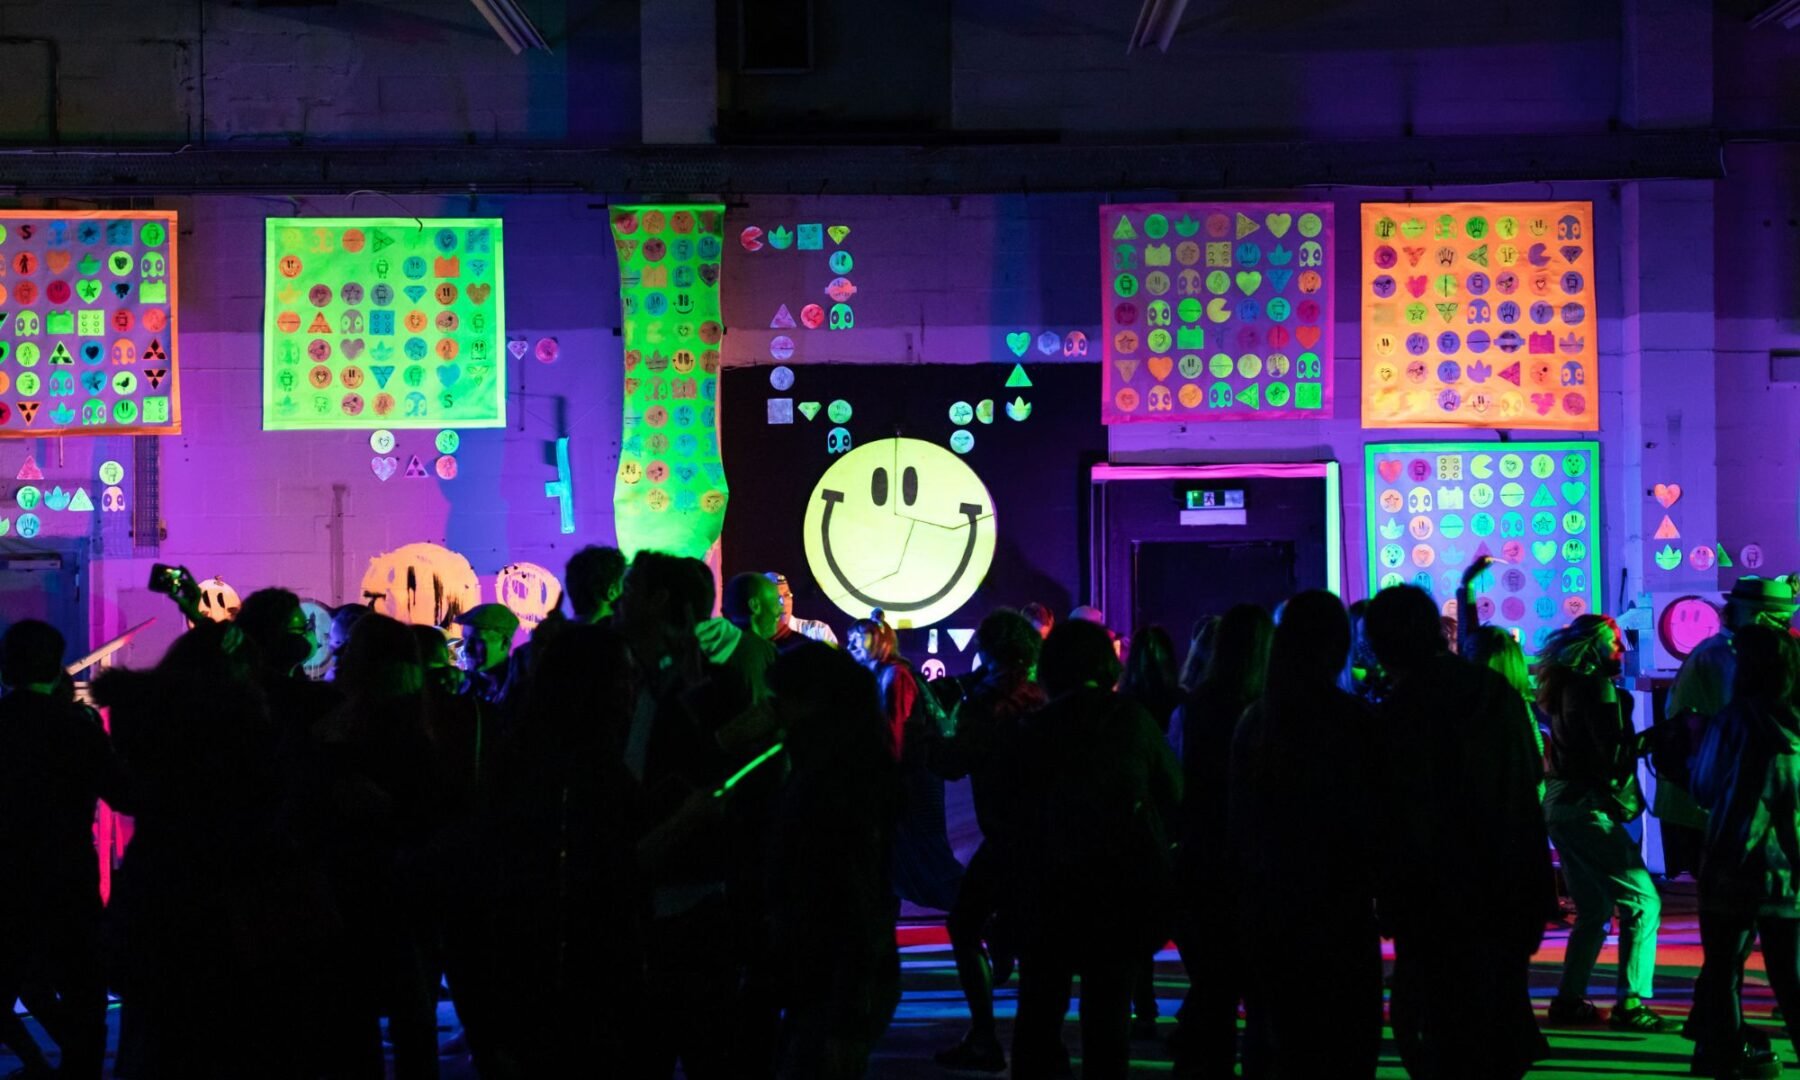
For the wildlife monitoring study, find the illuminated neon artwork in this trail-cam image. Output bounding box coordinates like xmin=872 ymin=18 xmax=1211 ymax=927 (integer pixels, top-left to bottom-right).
xmin=1360 ymin=202 xmax=1596 ymax=430
xmin=610 ymin=205 xmax=727 ymax=559
xmin=1365 ymin=441 xmax=1600 ymax=655
xmin=0 ymin=210 xmax=181 ymax=437
xmin=1100 ymin=203 xmax=1335 ymax=423
xmin=263 ymin=218 xmax=506 ymax=430
xmin=803 ymin=437 xmax=996 ymax=629
xmin=544 ymin=435 xmax=575 ymax=535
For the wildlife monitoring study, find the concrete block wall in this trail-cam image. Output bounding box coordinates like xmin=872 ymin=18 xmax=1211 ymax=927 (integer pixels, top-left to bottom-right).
xmin=0 ymin=193 xmax=629 ymax=666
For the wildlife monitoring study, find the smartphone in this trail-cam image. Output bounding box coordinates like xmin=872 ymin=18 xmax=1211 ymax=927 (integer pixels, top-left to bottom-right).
xmin=147 ymin=563 xmax=187 ymax=596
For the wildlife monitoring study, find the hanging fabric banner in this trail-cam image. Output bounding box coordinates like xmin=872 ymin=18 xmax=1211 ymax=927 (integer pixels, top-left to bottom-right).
xmin=610 ymin=205 xmax=728 ymax=559
xmin=262 ymin=218 xmax=507 ymax=430
xmin=0 ymin=210 xmax=181 ymax=436
xmin=1360 ymin=202 xmax=1596 ymax=430
xmin=1100 ymin=203 xmax=1334 ymax=423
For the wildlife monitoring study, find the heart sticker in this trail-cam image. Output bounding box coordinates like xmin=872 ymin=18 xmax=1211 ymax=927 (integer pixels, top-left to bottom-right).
xmin=371 ymin=456 xmax=398 ymax=481
xmin=1006 ymin=332 xmax=1031 ymax=357
xmin=1295 ymin=326 xmax=1321 ymax=349
xmin=1235 ymin=272 xmax=1262 ymax=295
xmin=1378 ymin=460 xmax=1403 ymax=483
xmin=466 ymin=284 xmax=491 ymax=304
xmin=1147 ymin=357 xmax=1173 ymax=381
xmin=1653 ymin=483 xmax=1681 ymax=508
xmin=1265 ymin=213 xmax=1292 ymax=237
xmin=1533 ymin=541 xmax=1557 ymax=564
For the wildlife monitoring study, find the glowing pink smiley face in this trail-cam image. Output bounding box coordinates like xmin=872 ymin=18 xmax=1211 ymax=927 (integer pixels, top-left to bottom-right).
xmin=1658 ymin=597 xmax=1721 ymax=659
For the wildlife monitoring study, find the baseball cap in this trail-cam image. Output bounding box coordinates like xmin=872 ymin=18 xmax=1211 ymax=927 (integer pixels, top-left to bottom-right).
xmin=454 ymin=603 xmax=520 ymax=637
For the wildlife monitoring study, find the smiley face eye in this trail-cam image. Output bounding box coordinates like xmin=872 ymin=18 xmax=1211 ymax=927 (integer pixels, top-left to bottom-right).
xmin=871 ymin=467 xmax=889 ymax=506
xmin=902 ymin=467 xmax=918 ymax=506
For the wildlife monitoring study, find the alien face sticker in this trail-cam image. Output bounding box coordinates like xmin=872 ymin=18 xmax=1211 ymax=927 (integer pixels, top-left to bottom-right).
xmin=802 ymin=437 xmax=996 ymax=628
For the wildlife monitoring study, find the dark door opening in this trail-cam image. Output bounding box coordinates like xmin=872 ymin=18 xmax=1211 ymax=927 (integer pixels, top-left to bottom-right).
xmin=1130 ymin=539 xmax=1298 ymax=641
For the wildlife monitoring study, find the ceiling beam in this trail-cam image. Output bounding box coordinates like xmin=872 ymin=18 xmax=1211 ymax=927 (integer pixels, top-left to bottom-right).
xmin=0 ymin=132 xmax=1724 ymax=198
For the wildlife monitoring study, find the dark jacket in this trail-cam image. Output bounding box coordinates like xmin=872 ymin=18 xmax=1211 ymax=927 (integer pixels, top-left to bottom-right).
xmin=1543 ymin=671 xmax=1638 ymax=813
xmin=929 ymin=667 xmax=1045 ymax=848
xmin=1230 ymin=686 xmax=1380 ymax=932
xmin=0 ymin=690 xmax=130 ymax=917
xmin=1692 ymin=698 xmax=1800 ymax=918
xmin=1012 ymin=687 xmax=1182 ymax=944
xmin=1378 ymin=654 xmax=1555 ymax=947
xmin=1170 ymin=682 xmax=1255 ymax=881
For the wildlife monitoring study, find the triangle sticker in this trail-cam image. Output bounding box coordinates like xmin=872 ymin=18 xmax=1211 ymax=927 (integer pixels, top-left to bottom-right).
xmin=371 ymin=229 xmax=394 ymax=251
xmin=404 ymin=455 xmax=427 ymax=478
xmin=1535 ymin=569 xmax=1556 ymax=590
xmin=796 ymin=401 xmax=821 ymax=421
xmin=1266 ymin=269 xmax=1294 ymax=292
xmin=1499 ymin=362 xmax=1521 ymax=386
xmin=1435 ymin=303 xmax=1459 ymax=323
xmin=371 ymin=365 xmax=396 ymax=389
xmin=1236 ymin=383 xmax=1261 ymax=409
xmin=1006 ymin=363 xmax=1033 ymax=388
xmin=403 ymin=285 xmax=427 ymax=303
xmin=1236 ymin=212 xmax=1260 ymax=239
xmin=1111 ymin=215 xmax=1137 ymax=240
xmin=309 ymin=312 xmax=332 ymax=334
xmin=771 ymin=304 xmax=796 ymax=329
xmin=15 ymin=455 xmax=42 ymax=481
xmin=1473 ymin=541 xmax=1493 ymax=559
xmin=947 ymin=628 xmax=975 ymax=652
xmin=1653 ymin=515 xmax=1680 ymax=540
xmin=1531 ymin=484 xmax=1555 ymax=508
xmin=68 ymin=487 xmax=94 ymax=512
xmin=1716 ymin=542 xmax=1733 ymax=568
xmin=1115 ymin=358 xmax=1139 ymax=382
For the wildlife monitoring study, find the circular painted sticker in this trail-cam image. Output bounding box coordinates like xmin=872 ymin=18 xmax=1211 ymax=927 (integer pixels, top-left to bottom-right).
xmin=1690 ymin=545 xmax=1716 ymax=572
xmin=1742 ymin=544 xmax=1765 ymax=570
xmin=16 ymin=513 xmax=39 ymax=539
xmin=1297 ymin=213 xmax=1323 ymax=238
xmin=770 ymin=366 xmax=795 ymax=391
xmin=435 ymin=430 xmax=460 ymax=455
xmin=949 ymin=429 xmax=975 ymax=454
xmin=98 ymin=460 xmax=125 ymax=486
xmin=370 ymin=430 xmax=396 ymax=454
xmin=770 ymin=335 xmax=796 ymax=361
xmin=535 ymin=338 xmax=559 ymax=363
xmin=435 ymin=455 xmax=458 ymax=480
xmin=827 ymin=399 xmax=853 ymax=424
xmin=16 ymin=486 xmax=40 ymax=510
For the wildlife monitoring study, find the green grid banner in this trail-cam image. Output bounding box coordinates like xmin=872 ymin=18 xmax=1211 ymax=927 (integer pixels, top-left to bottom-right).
xmin=610 ymin=205 xmax=728 ymax=559
xmin=263 ymin=218 xmax=506 ymax=430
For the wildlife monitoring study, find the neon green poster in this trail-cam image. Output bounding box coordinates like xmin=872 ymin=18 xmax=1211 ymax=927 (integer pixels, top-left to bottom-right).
xmin=609 ymin=205 xmax=727 ymax=559
xmin=263 ymin=218 xmax=505 ymax=430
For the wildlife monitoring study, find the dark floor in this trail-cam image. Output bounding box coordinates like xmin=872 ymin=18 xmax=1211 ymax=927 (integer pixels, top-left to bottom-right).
xmin=4 ymin=882 xmax=1787 ymax=1077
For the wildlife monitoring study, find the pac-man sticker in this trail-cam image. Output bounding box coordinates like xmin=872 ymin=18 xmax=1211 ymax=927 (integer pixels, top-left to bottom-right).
xmin=1101 ymin=202 xmax=1333 ymax=424
xmin=0 ymin=211 xmax=180 ymax=437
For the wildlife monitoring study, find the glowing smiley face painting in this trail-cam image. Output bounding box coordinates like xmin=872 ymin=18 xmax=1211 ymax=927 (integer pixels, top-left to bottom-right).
xmin=802 ymin=437 xmax=996 ymax=628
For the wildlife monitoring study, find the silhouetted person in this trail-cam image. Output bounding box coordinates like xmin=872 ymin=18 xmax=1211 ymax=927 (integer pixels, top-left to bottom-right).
xmin=617 ymin=551 xmax=739 ymax=1079
xmin=1020 ymin=602 xmax=1055 ymax=641
xmin=718 ymin=571 xmax=782 ymax=705
xmin=930 ymin=609 xmax=1047 ymax=1072
xmin=1537 ymin=615 xmax=1674 ymax=1032
xmin=766 ymin=572 xmax=839 ymax=650
xmin=1175 ymin=614 xmax=1219 ymax=694
xmin=462 ymin=623 xmax=650 ymax=1077
xmin=1364 ymin=585 xmax=1554 ymax=1080
xmin=327 ymin=602 xmax=372 ymax=680
xmin=0 ymin=620 xmax=128 ymax=1080
xmin=1229 ymin=591 xmax=1381 ymax=1078
xmin=766 ymin=644 xmax=902 ymax=1079
xmin=312 ymin=614 xmax=442 ymax=1080
xmin=94 ymin=622 xmax=294 ymax=1079
xmin=1166 ymin=603 xmax=1272 ymax=1079
xmin=1010 ymin=620 xmax=1181 ymax=1080
xmin=511 ymin=545 xmax=628 ymax=705
xmin=1118 ymin=623 xmax=1182 ymax=1036
xmin=848 ymin=619 xmax=963 ymax=914
xmin=1689 ymin=624 xmax=1800 ymax=1079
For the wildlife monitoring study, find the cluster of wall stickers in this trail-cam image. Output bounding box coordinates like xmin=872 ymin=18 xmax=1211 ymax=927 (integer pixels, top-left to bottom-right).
xmin=0 ymin=196 xmax=1677 ymax=658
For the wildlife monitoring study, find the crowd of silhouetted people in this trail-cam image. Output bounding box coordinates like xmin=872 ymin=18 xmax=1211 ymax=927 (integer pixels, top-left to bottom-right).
xmin=4 ymin=548 xmax=1800 ymax=1079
